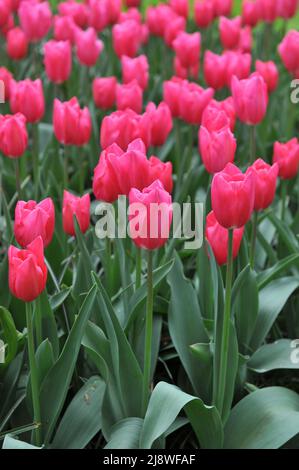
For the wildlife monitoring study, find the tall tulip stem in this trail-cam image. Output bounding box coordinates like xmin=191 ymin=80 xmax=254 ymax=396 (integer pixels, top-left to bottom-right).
xmin=14 ymin=158 xmax=22 ymax=200
xmin=280 ymin=180 xmax=288 ymax=220
xmin=250 ymin=211 xmax=258 ymax=269
xmin=142 ymin=250 xmax=154 ymax=416
xmin=26 ymin=302 xmax=42 ymax=447
xmin=217 ymin=228 xmax=234 ymax=418
xmin=249 ymin=125 xmax=256 ymax=165
xmin=136 ymin=247 xmax=142 ymax=290
xmin=32 ymin=123 xmax=39 ymax=199
xmin=64 ymin=145 xmax=70 ymax=188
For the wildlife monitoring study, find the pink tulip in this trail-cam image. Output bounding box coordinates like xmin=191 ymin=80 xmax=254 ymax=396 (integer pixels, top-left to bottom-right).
xmin=219 ymin=16 xmax=242 ymax=50
xmin=53 ymin=15 xmax=76 ymax=43
xmin=0 ymin=113 xmax=28 ymax=158
xmin=172 ymin=32 xmax=201 ymax=69
xmin=273 ymin=138 xmax=299 ymax=180
xmin=92 ymin=77 xmax=117 ymax=110
xmin=121 ymin=55 xmax=149 ymax=90
xmin=10 ymin=78 xmax=45 ymax=123
xmin=63 ymin=191 xmax=90 ymax=236
xmin=19 ymin=1 xmax=52 ymax=42
xmin=75 ymin=27 xmax=103 ymax=67
xmin=116 ymin=80 xmax=143 ymax=114
xmin=180 ymin=81 xmax=214 ymax=124
xmin=53 ymin=97 xmax=91 ymax=146
xmin=112 ymin=19 xmax=142 ymax=58
xmin=231 ymin=73 xmax=268 ymax=125
xmin=170 ymin=0 xmax=189 ymax=17
xmin=278 ymin=30 xmax=299 ymax=78
xmin=44 ymin=40 xmax=72 ymax=84
xmin=199 ymin=124 xmax=236 ymax=173
xmin=146 ymin=102 xmax=173 ymax=147
xmin=246 ymin=158 xmax=278 ymax=211
xmin=58 ymin=0 xmax=88 ymax=28
xmin=255 ymin=60 xmax=279 ymax=93
xmin=7 ymin=26 xmax=28 ymax=60
xmin=194 ymin=0 xmax=214 ymax=28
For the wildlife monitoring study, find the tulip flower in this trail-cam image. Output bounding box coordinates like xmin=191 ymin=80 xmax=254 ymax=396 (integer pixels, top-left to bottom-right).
xmin=119 ymin=8 xmax=142 ymax=24
xmin=14 ymin=198 xmax=55 ymax=248
xmin=125 ymin=0 xmax=141 ymax=6
xmin=19 ymin=1 xmax=52 ymax=42
xmin=258 ymin=0 xmax=278 ymax=22
xmin=10 ymin=78 xmax=45 ymax=123
xmin=219 ymin=16 xmax=242 ymax=50
xmin=278 ymin=30 xmax=299 ymax=78
xmin=0 ymin=66 xmax=13 ymax=101
xmin=199 ymin=125 xmax=236 ymax=174
xmin=63 ymin=191 xmax=90 ymax=237
xmin=164 ymin=14 xmax=186 ymax=47
xmin=88 ymin=0 xmax=110 ymax=32
xmin=112 ymin=19 xmax=142 ymax=58
xmin=75 ymin=27 xmax=104 ymax=67
xmin=146 ymin=5 xmax=175 ymax=37
xmin=255 ymin=60 xmax=279 ymax=93
xmin=53 ymin=97 xmax=91 ymax=147
xmin=121 ymin=55 xmax=149 ymax=90
xmin=211 ymin=162 xmax=255 ymax=229
xmin=224 ymin=51 xmax=252 ymax=86
xmin=238 ymin=26 xmax=253 ymax=53
xmin=148 ymin=157 xmax=173 ymax=194
xmin=273 ymin=138 xmax=299 ymax=180
xmin=246 ymin=159 xmax=279 ymax=211
xmin=58 ymin=0 xmax=89 ymax=28
xmin=163 ymin=77 xmax=184 ymax=117
xmin=277 ymin=0 xmax=298 ymax=19
xmin=204 ymin=51 xmax=228 ymax=90
xmin=0 ymin=113 xmax=28 ymax=158
xmin=242 ymin=0 xmax=260 ymax=27
xmin=202 ymin=97 xmax=236 ymax=131
xmin=100 ymin=109 xmax=151 ymax=150
xmin=0 ymin=0 xmax=10 ymax=28
xmin=180 ymin=81 xmax=214 ymax=125
xmin=7 ymin=27 xmax=28 ymax=60
xmin=44 ymin=40 xmax=72 ymax=84
xmin=116 ymin=80 xmax=143 ymax=114
xmin=146 ymin=102 xmax=173 ymax=147
xmin=92 ymin=77 xmax=117 ymax=110
xmin=213 ymin=0 xmax=232 ymax=16
xmin=194 ymin=0 xmax=214 ymax=28
xmin=231 ymin=73 xmax=268 ymax=125
xmin=206 ymin=211 xmax=244 ymax=265
xmin=8 ymin=236 xmax=48 ymax=302
xmin=170 ymin=0 xmax=189 ymax=17
xmin=172 ymin=32 xmax=201 ymax=69
xmin=53 ymin=15 xmax=76 ymax=43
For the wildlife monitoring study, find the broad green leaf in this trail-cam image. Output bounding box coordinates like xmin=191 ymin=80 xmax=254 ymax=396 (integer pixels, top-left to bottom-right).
xmin=2 ymin=435 xmax=40 ymax=449
xmin=0 ymin=352 xmax=24 ymax=430
xmin=0 ymin=307 xmax=18 ymax=367
xmin=49 ymin=288 xmax=71 ymax=311
xmin=36 ymin=291 xmax=59 ymax=360
xmin=248 ymin=339 xmax=299 ymax=372
xmin=140 ymin=382 xmax=223 ymax=449
xmin=40 ymin=284 xmax=97 ymax=444
xmin=105 ymin=418 xmax=143 ymax=449
xmin=224 ymin=387 xmax=299 ymax=449
xmin=51 ymin=376 xmax=106 ymax=449
xmin=257 ymin=253 xmax=299 ymax=289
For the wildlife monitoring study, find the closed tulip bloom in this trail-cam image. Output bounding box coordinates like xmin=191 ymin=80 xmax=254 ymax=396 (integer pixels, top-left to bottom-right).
xmin=172 ymin=32 xmax=201 ymax=70
xmin=206 ymin=211 xmax=244 ymax=265
xmin=213 ymin=0 xmax=232 ymax=16
xmin=112 ymin=20 xmax=142 ymax=58
xmin=1 ymin=12 xmax=14 ymax=37
xmin=204 ymin=51 xmax=228 ymax=90
xmin=278 ymin=30 xmax=299 ymax=78
xmin=121 ymin=55 xmax=149 ymax=90
xmin=63 ymin=191 xmax=90 ymax=237
xmin=163 ymin=77 xmax=184 ymax=117
xmin=255 ymin=60 xmax=279 ymax=93
xmin=129 ymin=180 xmax=172 ymax=250
xmin=219 ymin=16 xmax=242 ymax=50
xmin=180 ymin=82 xmax=214 ymax=125
xmin=7 ymin=27 xmax=28 ymax=60
xmin=14 ymin=198 xmax=55 ymax=248
xmin=242 ymin=0 xmax=260 ymax=27
xmin=19 ymin=1 xmax=52 ymax=42
xmin=194 ymin=0 xmax=214 ymax=28
xmin=225 ymin=51 xmax=252 ymax=86
xmin=0 ymin=113 xmax=28 ymax=158
xmin=8 ymin=236 xmax=47 ymax=302
xmin=211 ymin=162 xmax=255 ymax=228
xmin=10 ymin=78 xmax=45 ymax=123
xmin=174 ymin=56 xmax=199 ymax=80
xmin=238 ymin=26 xmax=253 ymax=53
xmin=125 ymin=0 xmax=141 ymax=6
xmin=231 ymin=73 xmax=268 ymax=125
xmin=164 ymin=14 xmax=186 ymax=47
xmin=116 ymin=80 xmax=143 ymax=113
xmin=0 ymin=67 xmax=13 ymax=101
xmin=92 ymin=77 xmax=117 ymax=110
xmin=277 ymin=0 xmax=298 ymax=19
xmin=148 ymin=157 xmax=173 ymax=193
xmin=146 ymin=102 xmax=173 ymax=147
xmin=44 ymin=40 xmax=72 ymax=84
xmin=202 ymin=97 xmax=236 ymax=131
xmin=146 ymin=5 xmax=174 ymax=37
xmin=258 ymin=0 xmax=278 ymax=22
xmin=88 ymin=0 xmax=110 ymax=32
xmin=75 ymin=27 xmax=103 ymax=67
xmin=58 ymin=0 xmax=88 ymax=28
xmin=53 ymin=97 xmax=91 ymax=146
xmin=100 ymin=109 xmax=151 ymax=150
xmin=53 ymin=15 xmax=76 ymax=43
xmin=170 ymin=0 xmax=189 ymax=17
xmin=93 ymin=143 xmax=123 ymax=202
xmin=199 ymin=124 xmax=236 ymax=174
xmin=0 ymin=0 xmax=10 ymax=28
xmin=119 ymin=8 xmax=142 ymax=24
xmin=273 ymin=138 xmax=299 ymax=180
xmin=246 ymin=158 xmax=278 ymax=211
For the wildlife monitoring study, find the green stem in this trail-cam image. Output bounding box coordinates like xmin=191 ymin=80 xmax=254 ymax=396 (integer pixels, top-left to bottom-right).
xmin=249 ymin=125 xmax=256 ymax=165
xmin=216 ymin=229 xmax=234 ymax=418
xmin=249 ymin=211 xmax=258 ymax=269
xmin=14 ymin=158 xmax=22 ymax=200
xmin=174 ymin=119 xmax=181 ymax=177
xmin=141 ymin=250 xmax=154 ymax=416
xmin=64 ymin=145 xmax=69 ymax=188
xmin=26 ymin=302 xmax=42 ymax=446
xmin=105 ymin=237 xmax=113 ymax=295
xmin=135 ymin=248 xmax=142 ymax=290
xmin=280 ymin=180 xmax=288 ymax=221
xmin=34 ymin=299 xmax=42 ymax=347
xmin=32 ymin=124 xmax=39 ymax=200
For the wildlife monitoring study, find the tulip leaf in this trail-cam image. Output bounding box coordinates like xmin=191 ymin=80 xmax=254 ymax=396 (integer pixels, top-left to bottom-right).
xmin=105 ymin=418 xmax=143 ymax=449
xmin=2 ymin=435 xmax=41 ymax=449
xmin=224 ymin=387 xmax=299 ymax=449
xmin=36 ymin=291 xmax=59 ymax=360
xmin=0 ymin=306 xmax=18 ymax=367
xmin=248 ymin=339 xmax=299 ymax=373
xmin=257 ymin=253 xmax=299 ymax=289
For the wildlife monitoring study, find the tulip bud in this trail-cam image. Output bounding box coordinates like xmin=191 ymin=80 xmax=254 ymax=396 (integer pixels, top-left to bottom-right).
xmin=10 ymin=78 xmax=45 ymax=123
xmin=0 ymin=0 xmax=10 ymax=28
xmin=92 ymin=77 xmax=117 ymax=110
xmin=8 ymin=236 xmax=48 ymax=302
xmin=170 ymin=0 xmax=189 ymax=18
xmin=164 ymin=14 xmax=186 ymax=47
xmin=199 ymin=124 xmax=236 ymax=174
xmin=121 ymin=55 xmax=149 ymax=90
xmin=255 ymin=60 xmax=279 ymax=93
xmin=0 ymin=113 xmax=28 ymax=158
xmin=148 ymin=157 xmax=173 ymax=193
xmin=53 ymin=15 xmax=76 ymax=43
xmin=211 ymin=162 xmax=255 ymax=228
xmin=58 ymin=0 xmax=89 ymax=28
xmin=242 ymin=0 xmax=260 ymax=27
xmin=7 ymin=27 xmax=28 ymax=60
xmin=53 ymin=97 xmax=91 ymax=146
xmin=213 ymin=0 xmax=233 ymax=16
xmin=202 ymin=97 xmax=236 ymax=131
xmin=278 ymin=30 xmax=299 ymax=78
xmin=63 ymin=191 xmax=90 ymax=236
xmin=116 ymin=80 xmax=143 ymax=113
xmin=206 ymin=211 xmax=244 ymax=265
xmin=204 ymin=51 xmax=228 ymax=90
xmin=194 ymin=0 xmax=214 ymax=28
xmin=277 ymin=0 xmax=298 ymax=19
xmin=75 ymin=27 xmax=104 ymax=67
xmin=259 ymin=0 xmax=278 ymax=22
xmin=0 ymin=66 xmax=13 ymax=101
xmin=180 ymin=81 xmax=214 ymax=125
xmin=128 ymin=180 xmax=173 ymax=250
xmin=112 ymin=19 xmax=142 ymax=58
xmin=146 ymin=101 xmax=173 ymax=147
xmin=14 ymin=197 xmax=55 ymax=248
xmin=19 ymin=1 xmax=52 ymax=42
xmin=273 ymin=138 xmax=299 ymax=180
xmin=225 ymin=51 xmax=252 ymax=86
xmin=163 ymin=77 xmax=184 ymax=117
xmin=172 ymin=32 xmax=201 ymax=69
xmin=88 ymin=0 xmax=110 ymax=32
xmin=246 ymin=158 xmax=278 ymax=211
xmin=125 ymin=0 xmax=141 ymax=6
xmin=44 ymin=40 xmax=72 ymax=84
xmin=219 ymin=16 xmax=242 ymax=50
xmin=231 ymin=73 xmax=268 ymax=125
